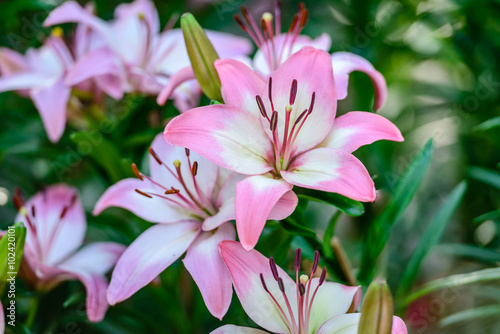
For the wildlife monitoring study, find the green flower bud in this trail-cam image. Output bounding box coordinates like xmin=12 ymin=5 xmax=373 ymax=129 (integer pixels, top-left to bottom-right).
xmin=0 ymin=222 xmax=26 ymax=294
xmin=181 ymin=13 xmax=223 ymax=102
xmin=358 ymin=280 xmax=394 ymax=334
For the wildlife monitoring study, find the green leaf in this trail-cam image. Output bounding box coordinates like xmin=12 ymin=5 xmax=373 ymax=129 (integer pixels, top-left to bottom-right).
xmin=397 ymin=181 xmax=467 ymax=296
xmin=439 ymin=305 xmax=500 ymax=328
xmin=0 ymin=222 xmax=26 ymax=294
xmin=322 ymin=210 xmax=341 ymax=258
xmin=295 ymin=188 xmax=365 ymax=216
xmin=466 ymin=166 xmax=500 ymax=190
xmin=473 ymin=116 xmax=500 ymax=131
xmin=70 ymin=131 xmax=128 ymax=183
xmin=281 ymin=217 xmax=317 ymax=238
xmin=399 ymin=268 xmax=500 ymax=307
xmin=359 ymin=140 xmax=434 ymax=285
xmin=437 ymin=243 xmax=500 ymax=263
xmin=473 ymin=210 xmax=500 ymax=224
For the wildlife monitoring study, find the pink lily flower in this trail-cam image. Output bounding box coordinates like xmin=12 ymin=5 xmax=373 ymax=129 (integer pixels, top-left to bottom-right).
xmin=213 ymin=241 xmax=408 ymax=334
xmin=164 ymin=47 xmax=403 ymax=250
xmin=0 ymin=300 xmax=4 ymax=333
xmin=44 ymin=0 xmax=252 ymax=112
xmin=12 ymin=184 xmax=125 ymax=322
xmin=237 ymin=2 xmax=387 ymax=110
xmin=93 ymin=134 xmax=290 ymax=319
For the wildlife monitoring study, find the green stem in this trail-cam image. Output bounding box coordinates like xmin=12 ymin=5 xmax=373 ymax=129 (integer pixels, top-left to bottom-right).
xmin=25 ymin=294 xmax=40 ymax=329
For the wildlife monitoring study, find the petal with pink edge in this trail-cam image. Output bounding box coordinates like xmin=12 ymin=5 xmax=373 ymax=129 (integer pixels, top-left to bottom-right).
xmin=211 ymin=325 xmax=269 ymax=334
xmin=235 ymin=175 xmax=296 ymax=250
xmin=307 ymin=279 xmax=361 ymax=334
xmin=219 ymin=241 xmax=297 ymax=333
xmin=263 ymin=47 xmax=337 ymax=156
xmin=332 ymin=51 xmax=387 ymax=110
xmin=93 ymin=178 xmax=192 ymax=224
xmin=281 ymin=148 xmax=376 ymax=202
xmin=183 ymin=223 xmax=235 ymax=320
xmin=156 ymin=66 xmax=195 ymax=106
xmin=321 ymin=111 xmax=403 ymax=153
xmin=316 ymin=314 xmax=408 ymax=334
xmin=0 ymin=48 xmax=28 ymax=75
xmin=215 ymin=59 xmax=266 ymax=117
xmin=164 ymin=104 xmax=274 ymax=175
xmin=107 ymin=222 xmax=199 ymax=305
xmin=30 ymin=79 xmax=70 ymax=143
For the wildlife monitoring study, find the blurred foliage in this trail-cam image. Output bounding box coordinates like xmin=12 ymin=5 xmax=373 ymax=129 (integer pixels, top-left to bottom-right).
xmin=0 ymin=0 xmax=500 ymax=333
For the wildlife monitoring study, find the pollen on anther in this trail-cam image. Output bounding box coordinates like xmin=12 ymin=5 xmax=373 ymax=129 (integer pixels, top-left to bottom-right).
xmin=173 ymin=160 xmax=181 ymax=168
xmin=289 ymin=79 xmax=298 ymax=105
xmin=165 ymin=189 xmax=180 ymax=195
xmin=269 ymin=257 xmax=280 ymax=281
xmin=131 ymin=163 xmax=143 ymax=181
xmin=135 ymin=189 xmax=153 ymax=198
xmin=270 ymin=111 xmax=278 ymax=132
xmin=192 ymin=161 xmax=198 ymax=176
xmin=300 ymin=274 xmax=309 ymax=284
xmin=148 ymin=147 xmax=163 ymax=165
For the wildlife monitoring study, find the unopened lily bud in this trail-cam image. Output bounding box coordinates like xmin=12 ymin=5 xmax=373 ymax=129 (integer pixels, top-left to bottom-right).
xmin=358 ymin=280 xmax=394 ymax=334
xmin=181 ymin=13 xmax=223 ymax=102
xmin=0 ymin=222 xmax=26 ymax=294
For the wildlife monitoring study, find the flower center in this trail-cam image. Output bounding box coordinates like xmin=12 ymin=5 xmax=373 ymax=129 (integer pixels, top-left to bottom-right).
xmin=235 ymin=2 xmax=309 ymax=72
xmin=256 ymin=77 xmax=316 ymax=175
xmin=132 ymin=148 xmax=216 ymax=218
xmin=260 ymin=249 xmax=326 ymax=334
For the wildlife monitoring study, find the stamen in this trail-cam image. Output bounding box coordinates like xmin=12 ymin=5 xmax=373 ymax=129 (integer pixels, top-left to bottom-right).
xmin=135 ymin=189 xmax=153 ymax=198
xmin=165 ymin=189 xmax=180 ymax=195
xmin=191 ymin=161 xmax=198 ymax=176
xmin=173 ymin=160 xmax=181 ymax=168
xmin=295 ymin=248 xmax=301 ymax=273
xmin=131 ymin=163 xmax=143 ymax=180
xmin=270 ymin=111 xmax=278 ymax=132
xmin=256 ymin=95 xmax=268 ymax=119
xmin=268 ymin=77 xmax=275 ymax=111
xmin=294 ymin=109 xmax=308 ymax=125
xmin=269 ymin=257 xmax=280 ymax=281
xmin=289 ymin=79 xmax=298 ymax=105
xmin=278 ymin=277 xmax=285 ymax=293
xmin=308 ymin=92 xmax=316 ymax=114
xmin=299 ymin=283 xmax=306 ymax=296
xmin=13 ymin=188 xmax=24 ymax=211
xmin=148 ymin=147 xmax=163 ymax=165
xmin=260 ymin=273 xmax=295 ymax=331
xmin=312 ymin=250 xmax=320 ymax=275
xmin=274 ymin=1 xmax=282 ymax=34
xmin=319 ymin=266 xmax=327 ymax=285
xmin=60 ymin=206 xmax=68 ymax=219
xmin=260 ymin=273 xmax=269 ymax=292
xmin=185 ymin=148 xmax=190 ymax=156
xmin=31 ymin=205 xmax=36 ymax=218
xmin=300 ymin=274 xmax=309 ymax=284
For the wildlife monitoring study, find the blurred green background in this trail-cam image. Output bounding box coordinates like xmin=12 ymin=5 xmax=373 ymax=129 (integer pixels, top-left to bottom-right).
xmin=1 ymin=0 xmax=500 ymax=333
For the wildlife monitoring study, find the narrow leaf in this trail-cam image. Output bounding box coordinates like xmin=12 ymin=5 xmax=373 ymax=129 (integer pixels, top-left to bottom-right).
xmin=295 ymin=189 xmax=365 ymax=216
xmin=437 ymin=243 xmax=500 ymax=263
xmin=467 ymin=166 xmax=500 ymax=190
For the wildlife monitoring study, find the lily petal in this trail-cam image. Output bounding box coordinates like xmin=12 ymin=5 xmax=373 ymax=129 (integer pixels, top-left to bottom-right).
xmin=235 ymin=175 xmax=296 ymax=250
xmin=281 ymin=148 xmax=376 ymax=202
xmin=30 ymin=79 xmax=71 ymax=143
xmin=266 ymin=47 xmax=337 ymax=155
xmin=107 ymin=222 xmax=199 ymax=305
xmin=215 ymin=58 xmax=266 ymax=117
xmin=164 ymin=104 xmax=274 ymax=175
xmin=183 ymin=223 xmax=235 ymax=320
xmin=0 ymin=47 xmax=28 ymax=75
xmin=307 ymin=279 xmax=361 ymax=334
xmin=219 ymin=241 xmax=297 ymax=333
xmin=211 ymin=325 xmax=269 ymax=334
xmin=316 ymin=314 xmax=408 ymax=334
xmin=156 ymin=66 xmax=195 ymax=106
xmin=0 ymin=300 xmax=4 ymax=333
xmin=331 ymin=51 xmax=387 ymax=110
xmin=321 ymin=111 xmax=403 ymax=153
xmin=92 ymin=178 xmax=192 ymax=224
xmin=268 ymin=190 xmax=299 ymax=221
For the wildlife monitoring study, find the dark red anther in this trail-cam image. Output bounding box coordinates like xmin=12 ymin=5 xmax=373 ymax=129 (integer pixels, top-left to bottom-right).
xmin=185 ymin=148 xmax=190 ymax=156
xmin=269 ymin=257 xmax=280 ymax=281
xmin=260 ymin=17 xmax=267 ymax=33
xmin=256 ymin=95 xmax=267 ymax=118
xmin=234 ymin=15 xmax=247 ymax=31
xmin=278 ymin=277 xmax=285 ymax=293
xmin=270 ymin=111 xmax=278 ymax=132
xmin=60 ymin=206 xmax=68 ymax=219
xmin=135 ymin=189 xmax=152 ymax=198
xmin=13 ymin=188 xmax=24 ymax=211
xmin=69 ymin=193 xmax=78 ymax=208
xmin=300 ymin=9 xmax=309 ymax=28
xmin=312 ymin=250 xmax=320 ymax=274
xmin=299 ymin=283 xmax=306 ymax=296
xmin=319 ymin=266 xmax=327 ymax=285
xmin=260 ymin=273 xmax=269 ymax=292
xmin=289 ymin=14 xmax=298 ymax=32
xmin=268 ymin=77 xmax=275 ymax=110
xmin=308 ymin=92 xmax=316 ymax=115
xmin=148 ymin=147 xmax=162 ymax=165
xmin=295 ymin=248 xmax=301 ymax=273
xmin=131 ymin=163 xmax=143 ymax=181
xmin=192 ymin=161 xmax=198 ymax=176
xmin=31 ymin=205 xmax=36 ymax=218
xmin=165 ymin=188 xmax=180 ymax=195
xmin=289 ymin=79 xmax=298 ymax=105
xmin=240 ymin=6 xmax=252 ymax=24
xmin=295 ymin=109 xmax=308 ymax=125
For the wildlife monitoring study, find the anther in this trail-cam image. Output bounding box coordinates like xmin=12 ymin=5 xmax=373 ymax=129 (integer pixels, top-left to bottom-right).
xmin=131 ymin=163 xmax=143 ymax=181
xmin=289 ymin=79 xmax=297 ymax=105
xmin=185 ymin=148 xmax=190 ymax=156
xmin=13 ymin=188 xmax=24 ymax=211
xmin=312 ymin=250 xmax=320 ymax=274
xmin=256 ymin=95 xmax=268 ymax=118
xmin=31 ymin=205 xmax=36 ymax=218
xmin=319 ymin=266 xmax=327 ymax=285
xmin=268 ymin=77 xmax=275 ymax=110
xmin=269 ymin=257 xmax=280 ymax=281
xmin=299 ymin=283 xmax=306 ymax=296
xmin=308 ymin=92 xmax=316 ymax=115
xmin=300 ymin=274 xmax=309 ymax=284
xmin=295 ymin=109 xmax=308 ymax=125
xmin=285 ymin=105 xmax=292 ymax=113
xmin=135 ymin=189 xmax=152 ymax=198
xmin=192 ymin=161 xmax=198 ymax=176
xmin=165 ymin=189 xmax=180 ymax=195
xmin=288 ymin=14 xmax=298 ymax=32
xmin=260 ymin=273 xmax=269 ymax=292
xmin=234 ymin=15 xmax=247 ymax=31
xmin=295 ymin=248 xmax=301 ymax=272
xmin=262 ymin=12 xmax=273 ymax=22
xmin=300 ymin=9 xmax=309 ymax=27
xmin=148 ymin=147 xmax=162 ymax=165
xmin=60 ymin=206 xmax=68 ymax=219
xmin=278 ymin=277 xmax=285 ymax=293
xmin=270 ymin=111 xmax=278 ymax=132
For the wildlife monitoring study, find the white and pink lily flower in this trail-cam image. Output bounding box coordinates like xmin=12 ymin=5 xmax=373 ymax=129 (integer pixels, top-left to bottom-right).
xmin=93 ymin=133 xmax=289 ymax=319
xmin=164 ymin=47 xmax=403 ymax=250
xmin=236 ymin=2 xmax=387 ymax=110
xmin=44 ymin=0 xmax=252 ymax=112
xmin=213 ymin=241 xmax=408 ymax=334
xmin=12 ymin=184 xmax=125 ymax=322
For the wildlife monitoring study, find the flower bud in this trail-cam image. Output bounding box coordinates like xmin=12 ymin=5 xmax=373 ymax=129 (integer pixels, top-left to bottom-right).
xmin=181 ymin=13 xmax=223 ymax=102
xmin=358 ymin=280 xmax=394 ymax=334
xmin=0 ymin=222 xmax=26 ymax=294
